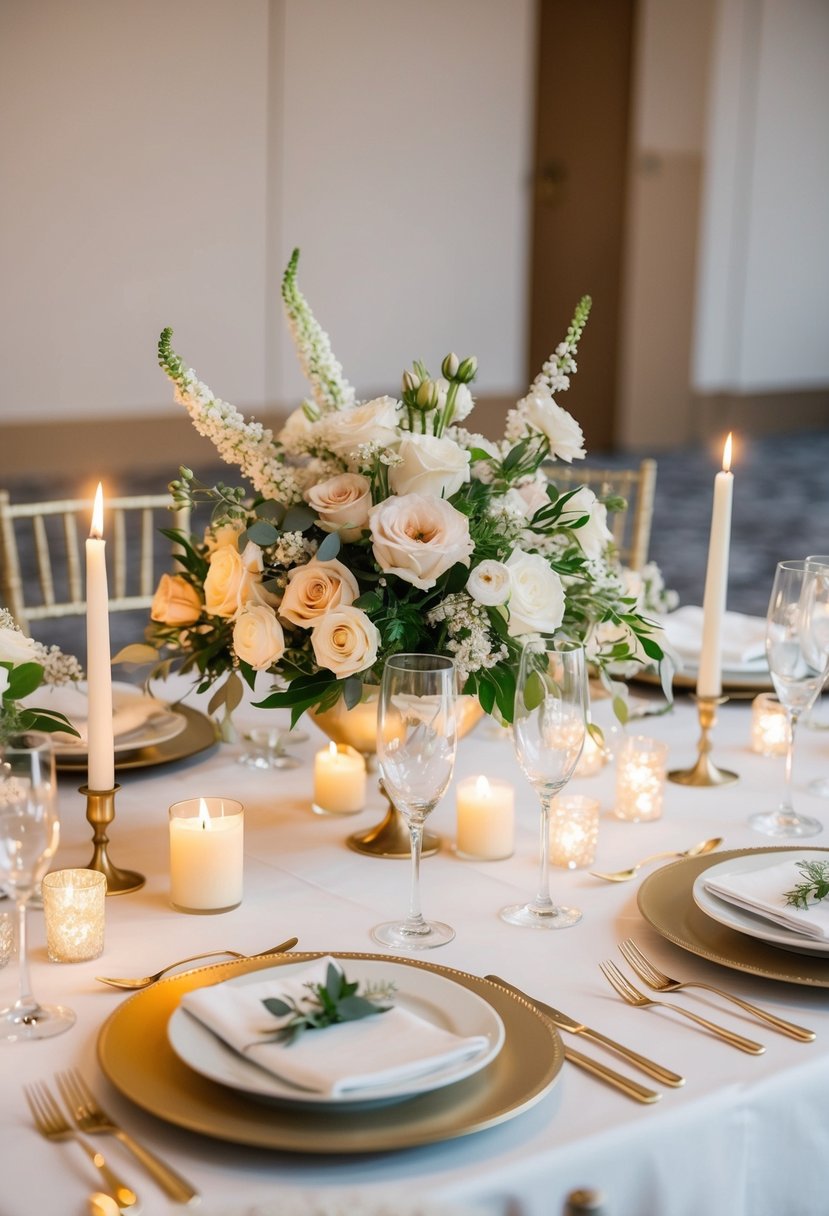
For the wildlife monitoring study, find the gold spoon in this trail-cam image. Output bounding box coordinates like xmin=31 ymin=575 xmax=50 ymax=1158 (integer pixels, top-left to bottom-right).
xmin=95 ymin=936 xmax=298 ymax=990
xmin=590 ymin=837 xmax=723 ymax=883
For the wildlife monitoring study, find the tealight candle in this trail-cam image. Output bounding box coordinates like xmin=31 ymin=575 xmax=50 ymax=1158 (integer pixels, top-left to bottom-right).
xmin=614 ymin=736 xmax=669 ymax=822
xmin=312 ymin=743 xmax=366 ymax=816
xmin=42 ymin=869 xmax=107 ymax=962
xmin=456 ymin=775 xmax=515 ymax=860
xmin=751 ymin=693 xmax=789 ymax=756
xmin=169 ymin=798 xmax=244 ymax=913
xmin=550 ymin=795 xmax=600 ymax=868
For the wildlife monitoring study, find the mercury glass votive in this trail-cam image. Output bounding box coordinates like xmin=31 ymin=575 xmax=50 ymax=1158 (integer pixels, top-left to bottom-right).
xmin=550 ymin=795 xmax=600 ymax=868
xmin=0 ymin=911 xmax=13 ymax=968
xmin=42 ymin=869 xmax=107 ymax=962
xmin=614 ymin=736 xmax=669 ymax=822
xmin=575 ymin=729 xmax=607 ymax=777
xmin=751 ymin=693 xmax=789 ymax=756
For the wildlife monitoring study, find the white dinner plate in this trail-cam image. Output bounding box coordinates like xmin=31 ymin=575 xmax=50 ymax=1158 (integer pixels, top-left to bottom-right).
xmin=168 ymin=958 xmax=505 ymax=1110
xmin=692 ymin=850 xmax=829 ymax=956
xmin=47 ymin=682 xmax=187 ymax=756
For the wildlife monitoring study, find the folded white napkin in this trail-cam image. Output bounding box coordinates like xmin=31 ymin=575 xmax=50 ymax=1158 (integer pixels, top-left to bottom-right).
xmin=180 ymin=957 xmax=489 ymax=1097
xmin=32 ymin=682 xmax=169 ymax=747
xmin=704 ymin=858 xmax=829 ymax=940
xmin=656 ymin=606 xmax=767 ymax=669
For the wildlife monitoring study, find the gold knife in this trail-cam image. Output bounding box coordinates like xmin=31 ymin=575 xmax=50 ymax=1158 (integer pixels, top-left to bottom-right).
xmin=486 ymin=974 xmax=685 ymax=1088
xmin=562 ymin=1045 xmax=661 ymax=1104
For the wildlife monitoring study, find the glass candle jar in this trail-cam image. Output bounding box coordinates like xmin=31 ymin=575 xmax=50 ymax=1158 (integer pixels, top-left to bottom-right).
xmin=751 ymin=693 xmax=789 ymax=756
xmin=614 ymin=736 xmax=668 ymax=822
xmin=42 ymin=869 xmax=107 ymax=962
xmin=169 ymin=798 xmax=244 ymax=913
xmin=550 ymin=795 xmax=600 ymax=868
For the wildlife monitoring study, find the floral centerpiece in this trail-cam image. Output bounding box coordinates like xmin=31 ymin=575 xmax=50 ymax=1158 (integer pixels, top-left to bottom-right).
xmin=0 ymin=610 xmax=81 ymax=744
xmin=131 ymin=251 xmax=665 ymax=730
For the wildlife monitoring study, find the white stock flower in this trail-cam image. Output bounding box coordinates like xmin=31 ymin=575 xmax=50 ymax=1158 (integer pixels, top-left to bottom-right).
xmin=505 ymin=548 xmax=565 ymax=636
xmin=279 ymin=559 xmax=359 ymax=628
xmin=368 ymin=494 xmax=474 ymax=590
xmin=0 ymin=626 xmax=39 ymax=666
xmin=564 ymin=487 xmax=613 ymax=559
xmin=522 ymin=391 xmax=586 ymax=463
xmin=323 ymin=396 xmax=400 ymax=462
xmin=233 ymin=604 xmax=286 ymax=670
xmin=467 ymin=560 xmax=511 ymax=607
xmin=311 ymin=606 xmax=380 ymax=678
xmin=451 ymin=383 xmax=475 ymax=422
xmin=305 ymin=473 xmax=372 ymax=541
xmin=389 ymin=433 xmax=471 ymax=499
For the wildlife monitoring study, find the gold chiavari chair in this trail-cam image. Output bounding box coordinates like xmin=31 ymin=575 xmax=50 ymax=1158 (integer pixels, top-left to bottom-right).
xmin=545 ymin=457 xmax=657 ymax=571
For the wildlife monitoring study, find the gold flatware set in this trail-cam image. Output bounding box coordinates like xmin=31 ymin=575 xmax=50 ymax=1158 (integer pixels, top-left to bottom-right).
xmin=590 ymin=836 xmax=723 ymax=882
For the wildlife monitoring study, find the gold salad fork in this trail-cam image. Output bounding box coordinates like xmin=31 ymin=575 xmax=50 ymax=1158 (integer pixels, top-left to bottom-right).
xmin=23 ymin=1081 xmax=138 ymax=1210
xmin=57 ymin=1069 xmax=199 ymax=1205
xmin=95 ymin=935 xmax=298 ymax=990
xmin=618 ymin=939 xmax=816 ymax=1042
xmin=599 ymin=960 xmax=766 ymax=1054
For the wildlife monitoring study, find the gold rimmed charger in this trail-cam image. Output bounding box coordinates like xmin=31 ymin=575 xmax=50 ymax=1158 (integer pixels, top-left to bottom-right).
xmin=97 ymin=951 xmax=564 ymax=1153
xmin=638 ymin=847 xmax=829 ymax=988
xmin=57 ymin=706 xmax=218 ymax=773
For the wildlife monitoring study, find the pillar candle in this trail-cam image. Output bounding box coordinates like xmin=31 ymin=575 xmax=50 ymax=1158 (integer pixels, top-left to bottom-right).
xmin=313 ymin=742 xmax=366 ymax=815
xmin=456 ymin=775 xmax=515 ymax=860
xmin=169 ymin=798 xmax=244 ymax=912
xmin=697 ymin=435 xmax=734 ymax=698
xmin=85 ymin=483 xmax=115 ymax=790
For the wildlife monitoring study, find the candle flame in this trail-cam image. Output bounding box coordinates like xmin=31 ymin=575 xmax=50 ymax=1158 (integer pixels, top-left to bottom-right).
xmin=198 ymin=797 xmax=211 ymax=831
xmin=328 ymin=741 xmax=338 ymax=758
xmin=90 ymin=483 xmax=105 ymax=538
xmin=722 ymin=433 xmax=733 ymax=473
xmin=475 ymin=775 xmax=492 ymax=798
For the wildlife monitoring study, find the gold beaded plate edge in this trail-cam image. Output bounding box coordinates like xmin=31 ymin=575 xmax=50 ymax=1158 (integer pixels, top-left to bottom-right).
xmin=638 ymin=847 xmax=829 ymax=987
xmin=57 ymin=705 xmax=218 ymax=773
xmin=97 ymin=951 xmax=564 ymax=1153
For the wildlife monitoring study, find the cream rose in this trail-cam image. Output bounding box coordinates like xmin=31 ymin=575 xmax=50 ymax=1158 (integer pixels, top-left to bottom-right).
xmin=0 ymin=626 xmax=39 ymax=666
xmin=305 ymin=473 xmax=371 ymax=541
xmin=564 ymin=487 xmax=613 ymax=559
xmin=232 ymin=604 xmax=285 ymax=670
xmin=150 ymin=573 xmax=203 ymax=626
xmin=389 ymin=433 xmax=471 ymax=499
xmin=524 ymin=391 xmax=586 ymax=463
xmin=204 ymin=541 xmax=272 ymax=619
xmin=279 ymin=558 xmax=359 ymax=628
xmin=505 ymin=547 xmax=566 ymax=636
xmin=503 ymin=476 xmax=550 ymax=520
xmin=323 ymin=396 xmax=400 ymax=461
xmin=311 ymin=606 xmax=380 ymax=678
xmin=467 ymin=559 xmax=511 ymax=607
xmin=368 ymin=493 xmax=474 ymax=590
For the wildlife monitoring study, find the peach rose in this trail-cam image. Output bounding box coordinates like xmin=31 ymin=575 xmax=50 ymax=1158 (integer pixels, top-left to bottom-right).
xmin=204 ymin=518 xmax=246 ymax=552
xmin=311 ymin=606 xmax=380 ymax=678
xmin=279 ymin=559 xmax=360 ymax=628
xmin=204 ymin=541 xmax=272 ymax=619
xmin=232 ymin=604 xmax=285 ymax=670
xmin=305 ymin=473 xmax=371 ymax=542
xmin=368 ymin=493 xmax=473 ymax=590
xmin=150 ymin=574 xmax=203 ymax=626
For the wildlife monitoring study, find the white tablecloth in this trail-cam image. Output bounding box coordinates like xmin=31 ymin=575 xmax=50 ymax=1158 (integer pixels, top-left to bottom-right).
xmin=2 ymin=680 xmax=828 ymax=1216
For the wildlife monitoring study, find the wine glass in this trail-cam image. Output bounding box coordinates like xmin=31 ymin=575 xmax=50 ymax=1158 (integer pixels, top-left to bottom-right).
xmin=749 ymin=561 xmax=824 ymax=837
xmin=0 ymin=732 xmax=75 ymax=1040
xmin=371 ymin=654 xmax=457 ymax=950
xmin=802 ymin=554 xmax=829 ymax=797
xmin=501 ymin=639 xmax=587 ymax=929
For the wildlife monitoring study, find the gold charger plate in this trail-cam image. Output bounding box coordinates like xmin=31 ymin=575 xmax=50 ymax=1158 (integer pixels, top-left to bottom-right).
xmin=57 ymin=705 xmax=218 ymax=773
xmin=638 ymin=847 xmax=829 ymax=987
xmin=631 ymin=667 xmax=773 ymax=698
xmin=97 ymin=951 xmax=564 ymax=1153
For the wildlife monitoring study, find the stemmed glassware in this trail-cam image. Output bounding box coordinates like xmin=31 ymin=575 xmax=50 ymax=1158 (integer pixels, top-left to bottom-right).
xmin=750 ymin=560 xmax=825 ymax=837
xmin=501 ymin=639 xmax=587 ymax=929
xmin=802 ymin=554 xmax=829 ymax=797
xmin=0 ymin=732 xmax=75 ymax=1040
xmin=371 ymin=654 xmax=457 ymax=950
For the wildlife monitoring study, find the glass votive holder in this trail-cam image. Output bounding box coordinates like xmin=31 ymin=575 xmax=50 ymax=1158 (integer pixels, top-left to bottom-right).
xmin=751 ymin=693 xmax=789 ymax=756
xmin=614 ymin=735 xmax=669 ymax=822
xmin=42 ymin=869 xmax=107 ymax=962
xmin=0 ymin=910 xmax=14 ymax=967
xmin=575 ymin=729 xmax=607 ymax=777
xmin=455 ymin=775 xmax=515 ymax=860
xmin=550 ymin=795 xmax=600 ymax=868
xmin=169 ymin=797 xmax=244 ymax=913
xmin=312 ymin=743 xmax=367 ymax=816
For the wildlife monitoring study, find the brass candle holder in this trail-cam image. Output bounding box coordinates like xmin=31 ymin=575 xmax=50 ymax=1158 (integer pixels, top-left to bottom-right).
xmin=668 ymin=695 xmax=738 ymax=787
xmin=81 ymin=784 xmax=145 ymax=894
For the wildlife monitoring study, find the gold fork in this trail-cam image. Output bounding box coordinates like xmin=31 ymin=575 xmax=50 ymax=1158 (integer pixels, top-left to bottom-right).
xmin=23 ymin=1081 xmax=138 ymax=1210
xmin=618 ymin=939 xmax=816 ymax=1043
xmin=599 ymin=960 xmax=766 ymax=1054
xmin=57 ymin=1068 xmax=199 ymax=1205
xmin=95 ymin=935 xmax=298 ymax=990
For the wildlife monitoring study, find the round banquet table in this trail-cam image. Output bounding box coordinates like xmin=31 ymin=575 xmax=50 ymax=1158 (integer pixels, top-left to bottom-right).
xmin=2 ymin=677 xmax=828 ymax=1216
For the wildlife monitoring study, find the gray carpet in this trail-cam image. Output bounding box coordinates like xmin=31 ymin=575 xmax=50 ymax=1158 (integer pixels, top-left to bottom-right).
xmin=5 ymin=429 xmax=828 ymax=661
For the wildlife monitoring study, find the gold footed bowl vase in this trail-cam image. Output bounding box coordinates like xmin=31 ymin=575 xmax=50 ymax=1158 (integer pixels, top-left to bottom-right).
xmin=308 ymin=686 xmax=484 ymax=858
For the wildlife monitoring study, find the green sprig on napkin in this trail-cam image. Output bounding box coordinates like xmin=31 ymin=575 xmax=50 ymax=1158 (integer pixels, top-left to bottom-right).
xmin=783 ymin=859 xmax=829 ymax=910
xmin=260 ymin=962 xmax=396 ymax=1045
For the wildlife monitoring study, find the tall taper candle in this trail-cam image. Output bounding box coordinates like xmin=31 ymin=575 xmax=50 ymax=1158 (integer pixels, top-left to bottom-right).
xmin=697 ymin=434 xmax=734 ymax=698
xmin=85 ymin=483 xmax=115 ymax=790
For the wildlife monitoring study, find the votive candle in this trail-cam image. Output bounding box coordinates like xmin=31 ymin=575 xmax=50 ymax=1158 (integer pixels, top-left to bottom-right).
xmin=42 ymin=869 xmax=107 ymax=962
xmin=614 ymin=736 xmax=669 ymax=821
xmin=456 ymin=775 xmax=515 ymax=860
xmin=169 ymin=798 xmax=244 ymax=912
xmin=751 ymin=693 xmax=789 ymax=756
xmin=575 ymin=729 xmax=607 ymax=777
xmin=550 ymin=795 xmax=600 ymax=868
xmin=312 ymin=743 xmax=366 ymax=815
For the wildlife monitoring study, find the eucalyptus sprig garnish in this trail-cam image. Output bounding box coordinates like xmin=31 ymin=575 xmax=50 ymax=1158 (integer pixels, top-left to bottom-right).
xmin=783 ymin=859 xmax=829 ymax=910
xmin=259 ymin=963 xmax=396 ymax=1045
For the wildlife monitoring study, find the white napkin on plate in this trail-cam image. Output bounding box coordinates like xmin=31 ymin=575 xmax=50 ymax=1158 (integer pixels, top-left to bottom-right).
xmin=180 ymin=957 xmax=489 ymax=1097
xmin=655 ymin=606 xmax=767 ymax=670
xmin=704 ymin=858 xmax=829 ymax=940
xmin=33 ymin=682 xmax=169 ymax=746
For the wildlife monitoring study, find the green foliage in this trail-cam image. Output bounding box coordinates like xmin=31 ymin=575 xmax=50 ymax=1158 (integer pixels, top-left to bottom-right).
xmin=784 ymin=859 xmax=829 ymax=910
xmin=259 ymin=962 xmax=396 ymax=1046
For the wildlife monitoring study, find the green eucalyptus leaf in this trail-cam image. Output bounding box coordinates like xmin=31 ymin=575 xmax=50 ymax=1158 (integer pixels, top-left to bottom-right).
xmin=316 ymin=531 xmax=341 ymax=561
xmin=245 ymin=520 xmax=281 ymax=546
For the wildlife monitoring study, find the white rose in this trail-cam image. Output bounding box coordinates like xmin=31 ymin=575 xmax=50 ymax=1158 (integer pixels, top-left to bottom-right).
xmin=204 ymin=541 xmax=274 ymax=618
xmin=564 ymin=487 xmax=613 ymax=559
xmin=233 ymin=604 xmax=285 ymax=670
xmin=368 ymin=493 xmax=474 ymax=590
xmin=0 ymin=667 xmax=9 ymax=698
xmin=523 ymin=392 xmax=586 ymax=463
xmin=323 ymin=396 xmax=400 ymax=461
xmin=389 ymin=433 xmax=471 ymax=499
xmin=467 ymin=559 xmax=511 ymax=606
xmin=505 ymin=548 xmax=565 ymax=636
xmin=278 ymin=405 xmax=315 ymax=453
xmin=311 ymin=606 xmax=380 ymax=678
xmin=279 ymin=558 xmax=359 ymax=628
xmin=305 ymin=473 xmax=371 ymax=542
xmin=502 ymin=476 xmax=550 ymax=520
xmin=0 ymin=626 xmax=39 ymax=666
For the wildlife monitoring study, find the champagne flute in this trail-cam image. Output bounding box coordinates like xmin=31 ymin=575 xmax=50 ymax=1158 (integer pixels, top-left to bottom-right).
xmin=501 ymin=640 xmax=587 ymax=929
xmin=0 ymin=732 xmax=75 ymax=1040
xmin=802 ymin=554 xmax=829 ymax=797
xmin=749 ymin=561 xmax=824 ymax=837
xmin=371 ymin=654 xmax=457 ymax=950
